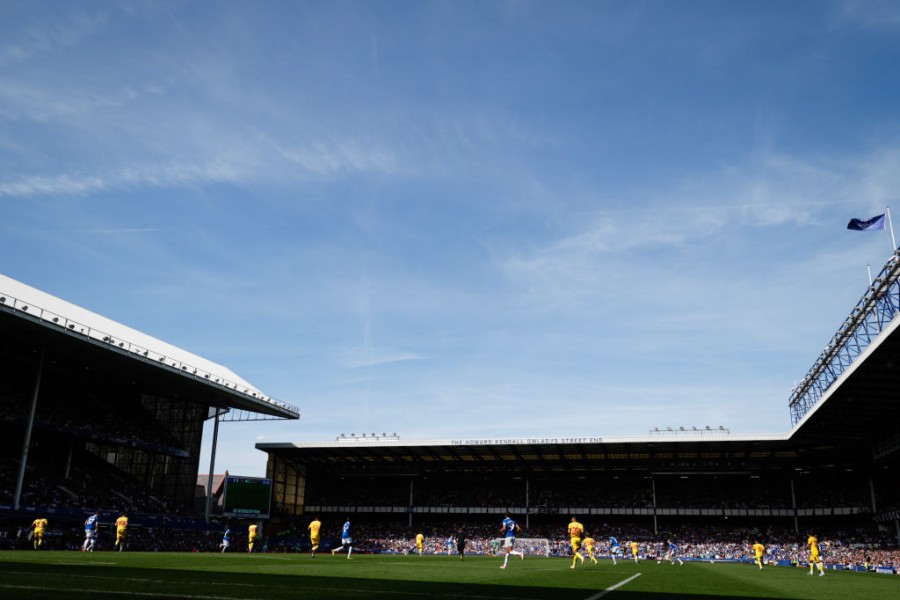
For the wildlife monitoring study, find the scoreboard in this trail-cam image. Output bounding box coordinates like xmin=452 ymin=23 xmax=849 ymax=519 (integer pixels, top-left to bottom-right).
xmin=221 ymin=476 xmax=272 ymax=519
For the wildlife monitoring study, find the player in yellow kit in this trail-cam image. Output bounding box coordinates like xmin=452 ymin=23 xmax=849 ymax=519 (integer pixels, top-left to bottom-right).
xmin=248 ymin=523 xmax=259 ymax=553
xmin=581 ymin=536 xmax=599 ymax=565
xmin=568 ymin=517 xmax=585 ymax=569
xmin=752 ymin=540 xmax=765 ymax=570
xmin=415 ymin=532 xmax=425 ymax=556
xmin=630 ymin=540 xmax=640 ymax=563
xmin=308 ymin=516 xmax=321 ymax=557
xmin=807 ymin=534 xmax=824 ymax=576
xmin=31 ymin=517 xmax=48 ymax=550
xmin=114 ymin=513 xmax=128 ymax=552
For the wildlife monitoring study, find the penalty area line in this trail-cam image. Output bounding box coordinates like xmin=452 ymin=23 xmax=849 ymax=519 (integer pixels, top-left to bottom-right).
xmin=583 ymin=572 xmax=641 ymax=600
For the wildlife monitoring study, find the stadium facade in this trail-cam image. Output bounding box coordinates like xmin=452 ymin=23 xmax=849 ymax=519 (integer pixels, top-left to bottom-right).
xmin=258 ymin=253 xmax=900 ymax=541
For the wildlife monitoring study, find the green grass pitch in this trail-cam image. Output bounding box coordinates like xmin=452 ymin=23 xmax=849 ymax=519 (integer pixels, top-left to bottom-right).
xmin=0 ymin=551 xmax=895 ymax=600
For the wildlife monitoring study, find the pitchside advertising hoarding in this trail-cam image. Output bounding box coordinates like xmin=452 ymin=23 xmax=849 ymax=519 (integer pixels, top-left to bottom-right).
xmin=221 ymin=476 xmax=273 ymax=519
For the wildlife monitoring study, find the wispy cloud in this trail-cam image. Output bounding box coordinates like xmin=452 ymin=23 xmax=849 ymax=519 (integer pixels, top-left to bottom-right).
xmin=0 ymin=9 xmax=108 ymax=66
xmin=499 ymin=145 xmax=900 ymax=283
xmin=0 ymin=173 xmax=107 ymax=197
xmin=834 ymin=0 xmax=900 ymax=29
xmin=53 ymin=228 xmax=157 ymax=235
xmin=269 ymin=136 xmax=401 ymax=177
xmin=0 ymin=161 xmax=249 ymax=198
xmin=341 ymin=350 xmax=426 ymax=369
xmin=0 ymin=78 xmax=144 ymax=122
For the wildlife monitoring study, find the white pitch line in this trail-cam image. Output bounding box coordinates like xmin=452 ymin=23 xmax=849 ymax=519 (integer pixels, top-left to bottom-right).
xmin=583 ymin=572 xmax=641 ymax=600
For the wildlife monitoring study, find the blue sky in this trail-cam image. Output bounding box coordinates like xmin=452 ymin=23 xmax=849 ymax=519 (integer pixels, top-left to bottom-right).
xmin=3 ymin=1 xmax=900 ymax=477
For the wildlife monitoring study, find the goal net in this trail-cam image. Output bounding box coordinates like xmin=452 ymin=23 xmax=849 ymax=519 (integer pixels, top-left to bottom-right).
xmin=492 ymin=538 xmax=551 ymax=557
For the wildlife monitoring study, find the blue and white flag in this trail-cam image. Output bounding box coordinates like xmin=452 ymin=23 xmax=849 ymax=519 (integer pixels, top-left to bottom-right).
xmin=847 ymin=214 xmax=886 ymax=231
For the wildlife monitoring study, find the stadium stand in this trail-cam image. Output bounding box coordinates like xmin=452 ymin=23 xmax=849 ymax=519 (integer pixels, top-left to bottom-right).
xmin=0 ymin=272 xmax=298 ymax=550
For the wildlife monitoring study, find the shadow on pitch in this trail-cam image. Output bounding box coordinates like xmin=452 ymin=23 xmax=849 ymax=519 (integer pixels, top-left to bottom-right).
xmin=0 ymin=559 xmax=808 ymax=600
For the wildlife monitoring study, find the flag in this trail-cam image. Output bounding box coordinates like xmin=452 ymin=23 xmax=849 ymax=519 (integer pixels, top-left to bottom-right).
xmin=847 ymin=214 xmax=886 ymax=231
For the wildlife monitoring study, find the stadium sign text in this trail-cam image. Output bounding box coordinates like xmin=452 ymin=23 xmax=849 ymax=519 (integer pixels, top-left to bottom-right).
xmin=451 ymin=437 xmax=603 ymax=445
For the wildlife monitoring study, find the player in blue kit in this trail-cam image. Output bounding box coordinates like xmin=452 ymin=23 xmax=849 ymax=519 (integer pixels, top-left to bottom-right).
xmin=219 ymin=528 xmax=232 ymax=553
xmin=499 ymin=513 xmax=524 ymax=569
xmin=82 ymin=511 xmax=100 ymax=552
xmin=332 ymin=517 xmax=353 ymax=559
xmin=661 ymin=539 xmax=684 ymax=565
xmin=609 ymin=535 xmax=621 ymax=565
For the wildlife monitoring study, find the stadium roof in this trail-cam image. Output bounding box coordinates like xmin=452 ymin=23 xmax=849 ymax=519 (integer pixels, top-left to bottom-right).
xmin=257 ymin=432 xmax=807 ymax=475
xmin=0 ymin=272 xmax=299 ymax=419
xmin=257 ymin=417 xmax=894 ymax=475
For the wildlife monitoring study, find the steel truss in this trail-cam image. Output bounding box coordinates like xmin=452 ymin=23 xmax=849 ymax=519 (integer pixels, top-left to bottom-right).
xmin=789 ymin=250 xmax=900 ymax=425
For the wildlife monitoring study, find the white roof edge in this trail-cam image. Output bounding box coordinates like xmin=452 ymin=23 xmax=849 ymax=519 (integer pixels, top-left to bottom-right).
xmin=0 ymin=272 xmax=257 ymax=393
xmin=257 ymin=432 xmax=791 ymax=450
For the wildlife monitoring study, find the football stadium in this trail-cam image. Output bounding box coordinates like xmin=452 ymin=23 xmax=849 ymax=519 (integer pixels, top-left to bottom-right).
xmin=2 ymin=247 xmax=900 ymax=599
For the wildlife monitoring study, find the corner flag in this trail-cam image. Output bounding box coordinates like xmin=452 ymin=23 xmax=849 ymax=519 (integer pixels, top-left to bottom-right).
xmin=847 ymin=214 xmax=886 ymax=231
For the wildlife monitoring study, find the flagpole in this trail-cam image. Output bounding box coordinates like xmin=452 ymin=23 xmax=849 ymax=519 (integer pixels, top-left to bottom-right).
xmin=887 ymin=206 xmax=897 ymax=251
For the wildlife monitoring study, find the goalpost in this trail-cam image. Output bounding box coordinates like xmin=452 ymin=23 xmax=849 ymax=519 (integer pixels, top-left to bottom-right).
xmin=493 ymin=538 xmax=551 ymax=557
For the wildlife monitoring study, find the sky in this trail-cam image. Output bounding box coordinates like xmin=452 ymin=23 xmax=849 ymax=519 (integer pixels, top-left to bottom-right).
xmin=3 ymin=1 xmax=900 ymax=478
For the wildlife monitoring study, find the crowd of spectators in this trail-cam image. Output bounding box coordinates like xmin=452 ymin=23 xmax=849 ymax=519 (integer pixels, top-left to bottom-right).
xmin=1 ymin=393 xmax=185 ymax=455
xmin=259 ymin=518 xmax=900 ymax=573
xmin=0 ymin=453 xmax=192 ymax=517
xmin=0 ymin=457 xmax=73 ymax=508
